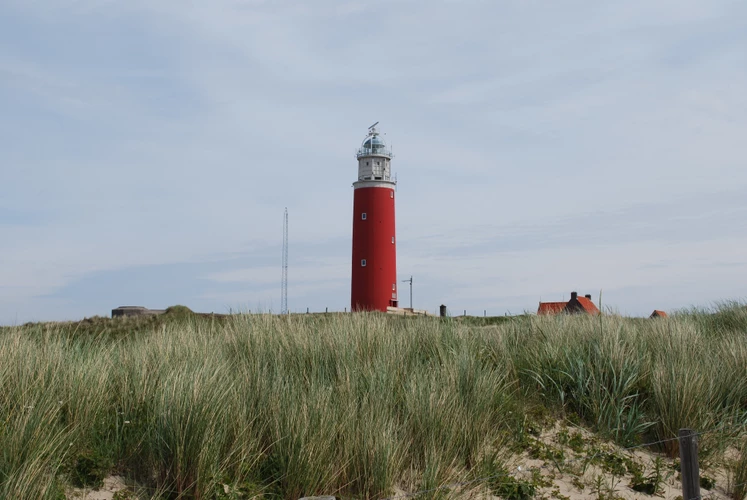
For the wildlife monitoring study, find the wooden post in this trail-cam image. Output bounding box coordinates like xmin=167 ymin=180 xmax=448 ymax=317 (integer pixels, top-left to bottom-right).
xmin=325 ymin=307 xmax=328 ymax=314
xmin=679 ymin=428 xmax=700 ymax=500
xmin=306 ymin=307 xmax=309 ymax=314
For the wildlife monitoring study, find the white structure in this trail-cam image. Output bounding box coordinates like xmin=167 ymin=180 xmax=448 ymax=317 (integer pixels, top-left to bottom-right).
xmin=355 ymin=123 xmax=393 ymax=182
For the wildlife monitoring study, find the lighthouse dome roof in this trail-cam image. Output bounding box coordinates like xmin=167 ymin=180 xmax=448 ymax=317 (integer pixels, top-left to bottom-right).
xmin=356 ymin=124 xmax=393 ymax=158
xmin=362 ymin=134 xmax=386 ymax=149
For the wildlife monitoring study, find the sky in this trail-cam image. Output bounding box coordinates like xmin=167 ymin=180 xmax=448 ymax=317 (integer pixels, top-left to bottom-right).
xmin=1 ymin=0 xmax=746 ymax=324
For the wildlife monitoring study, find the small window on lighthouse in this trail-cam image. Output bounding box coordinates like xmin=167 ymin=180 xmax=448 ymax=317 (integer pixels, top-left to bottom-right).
xmin=391 ymin=236 xmax=395 ymax=244
xmin=361 ymin=259 xmax=367 ymax=267
xmin=390 ymin=191 xmax=394 ymax=198
xmin=392 ymin=284 xmax=396 ymax=291
xmin=361 ymin=213 xmax=367 ymax=220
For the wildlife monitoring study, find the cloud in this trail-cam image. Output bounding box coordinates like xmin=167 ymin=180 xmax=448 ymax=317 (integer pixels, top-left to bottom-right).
xmin=1 ymin=0 xmax=746 ymax=323
xmin=402 ymin=188 xmax=747 ymax=258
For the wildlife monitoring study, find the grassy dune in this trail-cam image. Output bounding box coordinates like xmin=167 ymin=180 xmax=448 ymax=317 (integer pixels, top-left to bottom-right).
xmin=0 ymin=304 xmax=746 ymax=499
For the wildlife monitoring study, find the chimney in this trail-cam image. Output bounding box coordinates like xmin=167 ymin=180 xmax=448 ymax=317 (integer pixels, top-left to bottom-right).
xmin=585 ymin=294 xmax=592 ymax=300
xmin=571 ymin=291 xmax=577 ymax=300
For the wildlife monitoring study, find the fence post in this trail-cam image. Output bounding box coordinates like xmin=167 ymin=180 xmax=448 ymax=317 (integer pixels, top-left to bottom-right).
xmin=325 ymin=307 xmax=328 ymax=314
xmin=306 ymin=307 xmax=309 ymax=314
xmin=679 ymin=428 xmax=700 ymax=500
xmin=463 ymin=309 xmax=466 ymax=316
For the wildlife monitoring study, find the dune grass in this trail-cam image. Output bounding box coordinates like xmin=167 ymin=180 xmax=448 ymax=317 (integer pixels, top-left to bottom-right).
xmin=0 ymin=304 xmax=746 ymax=499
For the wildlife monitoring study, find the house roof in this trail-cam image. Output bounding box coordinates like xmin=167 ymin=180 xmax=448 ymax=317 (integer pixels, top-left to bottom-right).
xmin=538 ymin=302 xmax=566 ymax=315
xmin=575 ymin=296 xmax=600 ymax=315
xmin=650 ymin=310 xmax=668 ymax=318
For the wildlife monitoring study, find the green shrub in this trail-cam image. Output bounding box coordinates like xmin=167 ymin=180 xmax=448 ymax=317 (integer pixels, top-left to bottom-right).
xmin=70 ymin=450 xmax=112 ymax=488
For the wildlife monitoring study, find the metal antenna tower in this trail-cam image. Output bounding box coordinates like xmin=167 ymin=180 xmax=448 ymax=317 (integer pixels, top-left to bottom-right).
xmin=281 ymin=208 xmax=288 ymax=315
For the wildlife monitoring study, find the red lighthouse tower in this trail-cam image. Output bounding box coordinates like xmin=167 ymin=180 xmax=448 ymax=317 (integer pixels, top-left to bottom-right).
xmin=351 ymin=123 xmax=398 ymax=312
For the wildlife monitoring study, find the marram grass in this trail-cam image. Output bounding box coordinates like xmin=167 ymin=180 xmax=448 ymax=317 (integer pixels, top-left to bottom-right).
xmin=0 ymin=304 xmax=745 ymax=499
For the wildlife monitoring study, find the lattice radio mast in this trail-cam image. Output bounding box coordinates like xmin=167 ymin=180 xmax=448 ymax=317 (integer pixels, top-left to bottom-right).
xmin=281 ymin=207 xmax=288 ymax=315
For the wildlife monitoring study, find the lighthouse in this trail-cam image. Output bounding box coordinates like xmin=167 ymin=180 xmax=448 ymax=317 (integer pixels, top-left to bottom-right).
xmin=351 ymin=123 xmax=398 ymax=312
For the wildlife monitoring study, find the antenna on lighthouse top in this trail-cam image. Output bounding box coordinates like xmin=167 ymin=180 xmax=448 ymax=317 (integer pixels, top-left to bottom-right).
xmin=368 ymin=121 xmax=379 ymax=132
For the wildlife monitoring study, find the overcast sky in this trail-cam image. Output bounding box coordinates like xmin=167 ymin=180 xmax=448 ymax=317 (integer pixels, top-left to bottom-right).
xmin=1 ymin=0 xmax=746 ymax=324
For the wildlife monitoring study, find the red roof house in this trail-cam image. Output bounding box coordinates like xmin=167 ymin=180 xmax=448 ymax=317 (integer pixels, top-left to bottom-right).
xmin=538 ymin=302 xmax=567 ymax=315
xmin=538 ymin=292 xmax=600 ymax=315
xmin=650 ymin=310 xmax=668 ymax=318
